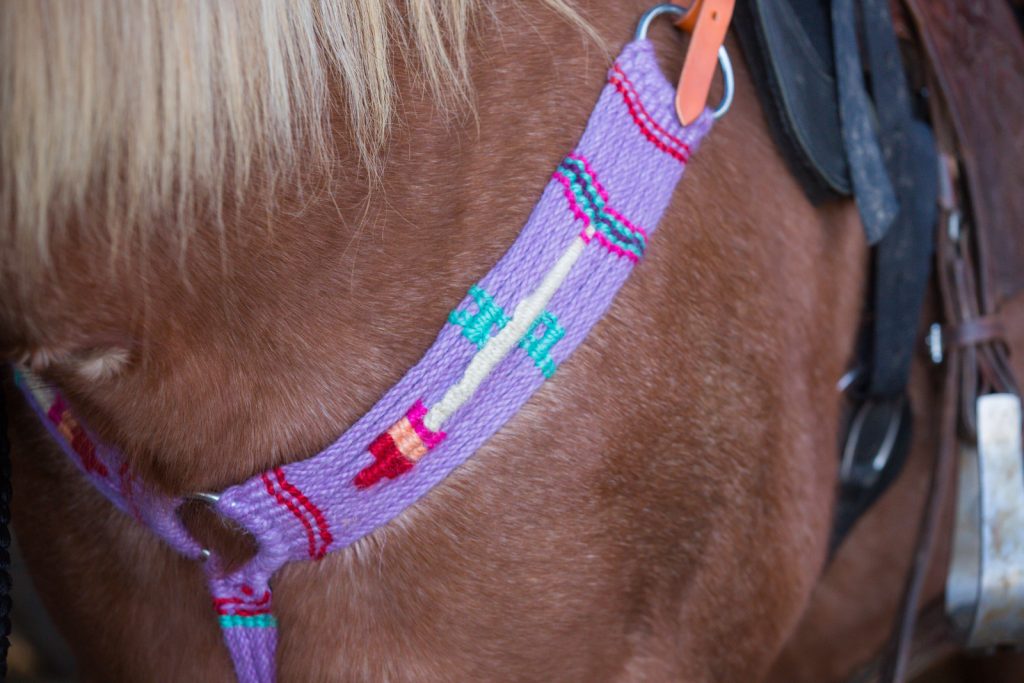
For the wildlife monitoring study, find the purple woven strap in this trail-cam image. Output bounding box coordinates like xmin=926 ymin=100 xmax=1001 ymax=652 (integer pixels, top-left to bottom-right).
xmin=12 ymin=372 xmax=201 ymax=554
xmin=218 ymin=621 xmax=277 ymax=683
xmin=213 ymin=39 xmax=709 ymax=564
xmin=17 ymin=40 xmax=712 ymax=683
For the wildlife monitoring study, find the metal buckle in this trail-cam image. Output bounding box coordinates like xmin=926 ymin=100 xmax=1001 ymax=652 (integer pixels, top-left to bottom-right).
xmin=947 ymin=393 xmax=1024 ymax=648
xmin=840 ymin=395 xmax=908 ymax=491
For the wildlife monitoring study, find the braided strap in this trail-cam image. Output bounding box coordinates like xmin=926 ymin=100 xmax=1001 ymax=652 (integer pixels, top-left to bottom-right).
xmin=220 ymin=617 xmax=278 ymax=683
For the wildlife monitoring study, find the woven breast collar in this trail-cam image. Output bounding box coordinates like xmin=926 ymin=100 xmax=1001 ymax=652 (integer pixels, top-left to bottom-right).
xmin=16 ymin=40 xmax=712 ymax=682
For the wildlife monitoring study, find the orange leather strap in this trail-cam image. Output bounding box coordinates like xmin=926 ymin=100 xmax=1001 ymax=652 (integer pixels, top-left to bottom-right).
xmin=673 ymin=0 xmax=735 ymax=125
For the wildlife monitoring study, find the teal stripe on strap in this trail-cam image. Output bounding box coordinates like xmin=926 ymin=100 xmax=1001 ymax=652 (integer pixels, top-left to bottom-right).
xmin=557 ymin=159 xmax=646 ymax=257
xmin=219 ymin=614 xmax=278 ymax=629
xmin=449 ymin=285 xmax=510 ymax=348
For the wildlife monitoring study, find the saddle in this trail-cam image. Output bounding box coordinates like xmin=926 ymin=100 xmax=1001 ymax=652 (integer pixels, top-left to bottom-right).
xmin=733 ymin=0 xmax=846 ymax=203
xmin=908 ymin=0 xmax=1024 ymax=659
xmin=735 ymin=0 xmax=1024 ymax=307
xmin=735 ymin=0 xmax=1024 ymax=678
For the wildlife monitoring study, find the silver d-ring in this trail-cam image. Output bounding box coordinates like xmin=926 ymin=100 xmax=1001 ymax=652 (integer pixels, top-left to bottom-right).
xmin=634 ymin=3 xmax=735 ymax=121
xmin=188 ymin=491 xmax=221 ymax=506
xmin=184 ymin=491 xmax=222 ymax=561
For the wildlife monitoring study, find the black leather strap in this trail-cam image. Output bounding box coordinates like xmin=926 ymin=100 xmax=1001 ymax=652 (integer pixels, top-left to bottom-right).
xmin=733 ymin=0 xmax=850 ymax=202
xmin=733 ymin=0 xmax=938 ymax=549
xmin=832 ymin=0 xmax=902 ymax=245
xmin=831 ymin=0 xmax=937 ymax=551
xmin=859 ymin=0 xmax=938 ymax=398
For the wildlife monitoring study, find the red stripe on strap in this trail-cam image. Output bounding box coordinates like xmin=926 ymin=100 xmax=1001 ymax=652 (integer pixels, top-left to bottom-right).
xmin=262 ymin=472 xmax=319 ymax=559
xmin=214 ymin=591 xmax=271 ymax=608
xmin=213 ymin=590 xmax=272 ymax=616
xmin=273 ymin=467 xmax=332 ymax=558
xmin=230 ymin=608 xmax=272 ymax=617
xmin=611 ymin=64 xmax=692 ymax=152
xmin=609 ymin=76 xmax=689 ymax=164
xmin=608 ymin=65 xmax=692 ymax=164
xmin=354 ymin=432 xmax=415 ymax=489
xmin=70 ymin=426 xmax=108 ymax=477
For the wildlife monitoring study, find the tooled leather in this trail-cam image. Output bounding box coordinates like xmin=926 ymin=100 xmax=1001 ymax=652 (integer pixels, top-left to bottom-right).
xmin=905 ymin=0 xmax=1024 ymax=311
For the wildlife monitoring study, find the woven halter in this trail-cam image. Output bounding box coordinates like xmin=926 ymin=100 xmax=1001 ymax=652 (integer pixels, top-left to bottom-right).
xmin=17 ymin=39 xmax=713 ymax=682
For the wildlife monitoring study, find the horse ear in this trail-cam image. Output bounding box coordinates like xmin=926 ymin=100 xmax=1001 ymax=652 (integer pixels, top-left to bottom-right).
xmin=68 ymin=348 xmax=131 ymax=382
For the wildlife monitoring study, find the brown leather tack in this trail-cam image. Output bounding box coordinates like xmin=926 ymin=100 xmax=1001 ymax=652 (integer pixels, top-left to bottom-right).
xmin=904 ymin=0 xmax=1024 ymax=312
xmin=946 ymin=313 xmax=1008 ymax=349
xmin=876 ymin=4 xmax=1024 ymax=679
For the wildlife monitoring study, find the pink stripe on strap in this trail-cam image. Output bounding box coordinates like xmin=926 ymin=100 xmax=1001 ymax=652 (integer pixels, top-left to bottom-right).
xmin=406 ymin=400 xmax=446 ymax=448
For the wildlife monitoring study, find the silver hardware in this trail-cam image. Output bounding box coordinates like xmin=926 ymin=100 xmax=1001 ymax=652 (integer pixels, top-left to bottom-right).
xmin=183 ymin=491 xmax=222 ymax=561
xmin=946 ymin=394 xmax=1024 ymax=648
xmin=188 ymin=491 xmax=221 ymax=505
xmin=927 ymin=323 xmax=944 ymax=365
xmin=634 ymin=4 xmax=735 ymax=120
xmin=635 ymin=3 xmax=686 ymax=40
xmin=837 ymin=366 xmax=862 ymax=393
xmin=840 ymin=396 xmax=906 ymax=486
xmin=948 ymin=209 xmax=962 ymax=243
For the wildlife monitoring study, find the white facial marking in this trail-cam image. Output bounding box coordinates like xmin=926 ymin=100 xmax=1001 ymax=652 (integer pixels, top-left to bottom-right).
xmin=74 ymin=348 xmax=131 ymax=381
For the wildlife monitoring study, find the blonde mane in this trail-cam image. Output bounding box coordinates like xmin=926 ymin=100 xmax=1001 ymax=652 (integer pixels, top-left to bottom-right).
xmin=0 ymin=0 xmax=594 ymax=267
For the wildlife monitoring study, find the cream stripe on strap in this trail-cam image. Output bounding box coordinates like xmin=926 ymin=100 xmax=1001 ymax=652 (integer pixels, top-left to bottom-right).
xmin=423 ymin=225 xmax=596 ymax=432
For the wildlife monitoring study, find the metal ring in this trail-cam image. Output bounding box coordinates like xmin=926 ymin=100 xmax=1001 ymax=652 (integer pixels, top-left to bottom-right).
xmin=634 ymin=3 xmax=735 ymax=121
xmin=184 ymin=491 xmax=222 ymax=561
xmin=839 ymin=396 xmax=907 ymax=485
xmin=188 ymin=491 xmax=221 ymax=505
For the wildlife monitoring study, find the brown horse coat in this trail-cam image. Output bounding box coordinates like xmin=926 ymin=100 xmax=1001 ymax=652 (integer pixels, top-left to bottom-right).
xmin=1 ymin=2 xmax=964 ymax=680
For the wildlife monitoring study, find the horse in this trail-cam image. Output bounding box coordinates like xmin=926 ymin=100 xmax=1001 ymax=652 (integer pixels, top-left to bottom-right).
xmin=1 ymin=1 xmax=1020 ymax=681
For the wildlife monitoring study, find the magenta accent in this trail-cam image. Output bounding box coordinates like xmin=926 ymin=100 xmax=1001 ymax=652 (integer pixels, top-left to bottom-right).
xmin=552 ymin=172 xmax=593 ymax=227
xmin=566 ymin=152 xmax=611 ymax=202
xmin=591 ymin=232 xmax=641 ymax=262
xmin=46 ymin=394 xmax=66 ymax=425
xmin=556 ymin=155 xmax=649 ymax=241
xmin=554 ymin=157 xmax=646 ymax=261
xmin=17 ymin=383 xmax=204 ymax=559
xmin=406 ymin=400 xmax=446 ymax=449
xmin=605 ymin=205 xmax=648 ymax=238
xmin=215 ymin=589 xmax=272 ymax=614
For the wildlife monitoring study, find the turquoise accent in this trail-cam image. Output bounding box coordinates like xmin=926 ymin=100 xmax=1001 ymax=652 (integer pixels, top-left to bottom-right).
xmin=519 ymin=311 xmax=565 ymax=378
xmin=450 ymin=285 xmax=564 ymax=377
xmin=219 ymin=614 xmax=278 ymax=629
xmin=449 ymin=285 xmax=510 ymax=348
xmin=558 ymin=158 xmax=646 ymax=257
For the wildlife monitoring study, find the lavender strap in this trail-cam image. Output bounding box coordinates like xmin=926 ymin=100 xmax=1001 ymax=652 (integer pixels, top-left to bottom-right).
xmin=18 ymin=40 xmax=712 ymax=682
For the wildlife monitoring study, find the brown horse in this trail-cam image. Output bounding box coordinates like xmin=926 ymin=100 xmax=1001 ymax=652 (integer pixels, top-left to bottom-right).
xmin=0 ymin=1 xmax=1016 ymax=681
